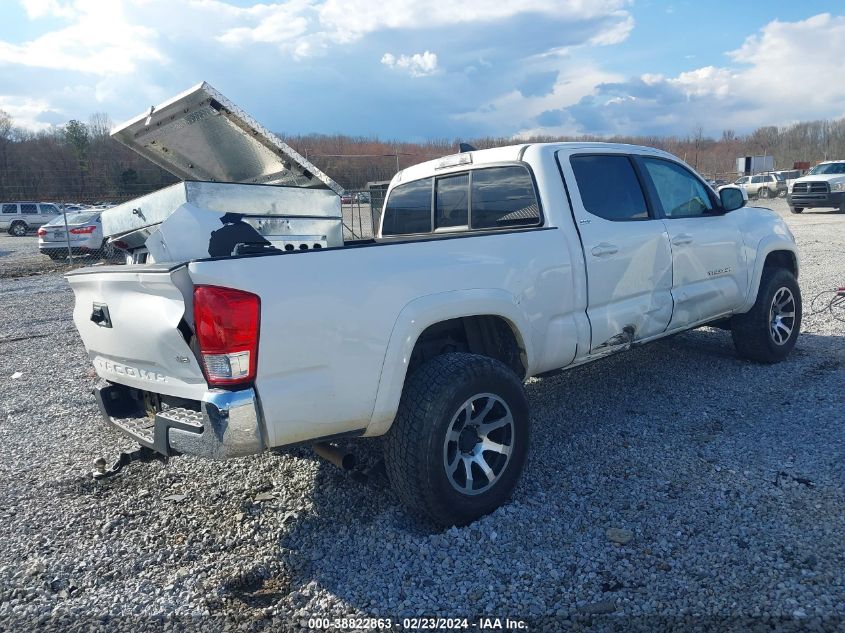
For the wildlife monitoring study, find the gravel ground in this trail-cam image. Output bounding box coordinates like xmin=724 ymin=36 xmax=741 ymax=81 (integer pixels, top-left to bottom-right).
xmin=1 ymin=197 xmax=844 ymax=631
xmin=0 ymin=232 xmax=117 ymax=279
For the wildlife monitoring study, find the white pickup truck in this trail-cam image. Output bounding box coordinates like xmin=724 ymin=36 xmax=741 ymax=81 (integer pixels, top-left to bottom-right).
xmin=69 ymin=88 xmax=802 ymax=527
xmin=787 ymin=160 xmax=845 ymax=214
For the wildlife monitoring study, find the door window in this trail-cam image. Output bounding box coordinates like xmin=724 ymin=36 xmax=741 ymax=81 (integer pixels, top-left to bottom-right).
xmin=642 ymin=158 xmax=715 ymax=218
xmin=1 ymin=204 xmax=17 ymax=214
xmin=39 ymin=204 xmax=60 ymax=214
xmin=435 ymin=174 xmax=468 ymax=230
xmin=20 ymin=203 xmax=38 ymax=214
xmin=570 ymin=155 xmax=649 ymax=221
xmin=750 ymin=176 xmax=763 ymax=184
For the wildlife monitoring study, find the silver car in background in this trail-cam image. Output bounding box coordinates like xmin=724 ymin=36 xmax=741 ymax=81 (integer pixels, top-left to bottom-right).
xmin=38 ymin=211 xmax=113 ymax=260
xmin=1 ymin=201 xmax=62 ymax=235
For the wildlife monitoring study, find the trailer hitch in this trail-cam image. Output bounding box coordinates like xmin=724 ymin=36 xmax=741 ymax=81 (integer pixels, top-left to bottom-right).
xmin=92 ymin=446 xmax=166 ymax=481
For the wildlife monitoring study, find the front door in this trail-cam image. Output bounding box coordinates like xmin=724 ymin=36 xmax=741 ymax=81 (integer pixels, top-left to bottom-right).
xmin=637 ymin=156 xmax=748 ymax=328
xmin=559 ymin=152 xmax=674 ymax=353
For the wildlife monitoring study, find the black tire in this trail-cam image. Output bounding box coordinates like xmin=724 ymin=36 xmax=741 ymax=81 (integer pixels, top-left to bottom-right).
xmin=789 ymin=207 xmax=804 ymax=214
xmin=731 ymin=267 xmax=801 ymax=363
xmin=384 ymin=353 xmax=530 ymax=527
xmin=759 ymin=187 xmax=771 ymax=199
xmin=838 ymin=201 xmax=845 ymax=214
xmin=10 ymin=222 xmax=27 ymax=237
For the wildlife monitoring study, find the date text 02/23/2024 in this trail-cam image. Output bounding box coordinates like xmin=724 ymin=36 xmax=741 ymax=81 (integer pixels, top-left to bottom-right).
xmin=307 ymin=617 xmax=529 ymax=630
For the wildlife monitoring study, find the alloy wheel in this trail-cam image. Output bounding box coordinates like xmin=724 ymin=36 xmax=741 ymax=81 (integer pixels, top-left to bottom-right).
xmin=769 ymin=287 xmax=796 ymax=345
xmin=442 ymin=393 xmax=515 ymax=496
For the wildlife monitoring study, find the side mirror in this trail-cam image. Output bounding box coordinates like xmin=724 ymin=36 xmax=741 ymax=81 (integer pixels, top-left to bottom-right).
xmin=719 ymin=185 xmax=747 ymax=212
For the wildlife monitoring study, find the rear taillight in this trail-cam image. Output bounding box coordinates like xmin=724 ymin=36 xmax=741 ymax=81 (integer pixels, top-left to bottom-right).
xmin=69 ymin=225 xmax=96 ymax=234
xmin=193 ymin=286 xmax=260 ymax=386
xmin=37 ymin=228 xmax=46 ymax=236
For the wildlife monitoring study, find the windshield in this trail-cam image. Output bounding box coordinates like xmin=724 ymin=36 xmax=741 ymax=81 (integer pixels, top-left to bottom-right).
xmin=808 ymin=163 xmax=845 ymax=175
xmin=45 ymin=211 xmax=100 ymax=226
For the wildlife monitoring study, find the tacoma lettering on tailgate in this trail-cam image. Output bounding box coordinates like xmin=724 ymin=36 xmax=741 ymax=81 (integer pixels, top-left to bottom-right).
xmin=96 ymin=359 xmax=167 ymax=383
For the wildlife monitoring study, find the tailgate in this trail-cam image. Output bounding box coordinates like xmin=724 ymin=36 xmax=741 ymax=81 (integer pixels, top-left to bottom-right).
xmin=66 ymin=265 xmax=208 ymax=400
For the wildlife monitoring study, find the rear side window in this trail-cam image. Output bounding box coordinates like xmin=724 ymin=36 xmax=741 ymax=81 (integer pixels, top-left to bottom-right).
xmin=570 ymin=155 xmax=649 ymax=221
xmin=1 ymin=204 xmax=17 ymax=214
xmin=471 ymin=166 xmax=540 ymax=229
xmin=435 ymin=174 xmax=468 ymax=229
xmin=381 ymin=178 xmax=432 ymax=236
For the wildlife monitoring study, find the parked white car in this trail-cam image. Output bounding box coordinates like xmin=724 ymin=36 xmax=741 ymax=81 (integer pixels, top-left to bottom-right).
xmin=0 ymin=201 xmax=62 ymax=236
xmin=38 ymin=211 xmax=110 ymax=260
xmin=67 ymin=87 xmax=802 ymax=526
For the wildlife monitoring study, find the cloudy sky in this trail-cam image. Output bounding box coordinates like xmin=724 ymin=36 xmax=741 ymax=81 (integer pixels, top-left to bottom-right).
xmin=1 ymin=1 xmax=843 ymax=140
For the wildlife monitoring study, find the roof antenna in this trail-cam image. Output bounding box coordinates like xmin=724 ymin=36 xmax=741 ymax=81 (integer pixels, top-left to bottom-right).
xmin=459 ymin=142 xmax=477 ymax=153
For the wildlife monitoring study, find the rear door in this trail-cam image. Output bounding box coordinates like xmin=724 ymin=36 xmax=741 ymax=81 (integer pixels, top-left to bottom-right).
xmin=559 ymin=151 xmax=673 ymax=352
xmin=66 ymin=266 xmax=208 ymax=400
xmin=637 ymin=156 xmax=748 ymax=328
xmin=19 ymin=203 xmax=39 ymax=227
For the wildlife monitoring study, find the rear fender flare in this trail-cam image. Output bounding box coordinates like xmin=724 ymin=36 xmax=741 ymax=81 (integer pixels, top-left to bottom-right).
xmin=365 ymin=289 xmax=534 ymax=436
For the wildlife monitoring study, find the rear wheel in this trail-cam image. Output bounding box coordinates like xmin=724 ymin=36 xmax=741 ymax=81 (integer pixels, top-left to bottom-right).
xmin=384 ymin=353 xmax=530 ymax=527
xmin=789 ymin=206 xmax=804 ymax=214
xmin=731 ymin=268 xmax=801 ymax=363
xmin=10 ymin=222 xmax=27 ymax=237
xmin=759 ymin=187 xmax=772 ymax=199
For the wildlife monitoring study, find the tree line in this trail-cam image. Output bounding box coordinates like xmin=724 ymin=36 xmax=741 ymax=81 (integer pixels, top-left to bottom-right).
xmin=4 ymin=108 xmax=845 ymax=202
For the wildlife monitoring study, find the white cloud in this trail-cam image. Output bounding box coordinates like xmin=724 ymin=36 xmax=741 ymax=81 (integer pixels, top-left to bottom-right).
xmin=588 ymin=12 xmax=634 ymax=45
xmin=19 ymin=0 xmax=75 ymax=19
xmin=504 ymin=12 xmax=845 ymax=138
xmin=457 ymin=61 xmax=622 ymax=136
xmin=0 ymin=2 xmax=164 ymax=75
xmin=0 ymin=0 xmax=635 ymax=131
xmin=646 ymin=13 xmax=845 ymax=129
xmin=381 ymin=51 xmax=438 ymax=77
xmin=0 ymin=96 xmax=59 ymax=131
xmin=319 ymin=0 xmax=631 ymax=43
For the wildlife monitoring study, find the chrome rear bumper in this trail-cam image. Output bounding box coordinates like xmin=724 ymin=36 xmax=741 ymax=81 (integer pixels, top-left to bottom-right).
xmin=94 ymin=381 xmax=266 ymax=459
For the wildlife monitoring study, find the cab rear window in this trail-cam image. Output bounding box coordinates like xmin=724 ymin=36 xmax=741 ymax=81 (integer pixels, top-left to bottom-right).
xmin=381 ymin=178 xmax=432 ymax=236
xmin=381 ymin=165 xmax=540 ymax=236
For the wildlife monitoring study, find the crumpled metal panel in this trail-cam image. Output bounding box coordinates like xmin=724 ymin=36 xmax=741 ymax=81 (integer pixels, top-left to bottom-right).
xmin=110 ymin=82 xmax=344 ymax=195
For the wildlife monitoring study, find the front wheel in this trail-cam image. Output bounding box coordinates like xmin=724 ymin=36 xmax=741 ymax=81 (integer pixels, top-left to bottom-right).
xmin=789 ymin=207 xmax=804 ymax=214
xmin=384 ymin=353 xmax=530 ymax=527
xmin=731 ymin=268 xmax=801 ymax=363
xmin=759 ymin=187 xmax=772 ymax=199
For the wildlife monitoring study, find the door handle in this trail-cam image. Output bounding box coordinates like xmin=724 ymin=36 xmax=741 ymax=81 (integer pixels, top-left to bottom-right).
xmin=591 ymin=243 xmax=619 ymax=257
xmin=672 ymin=233 xmax=694 ymax=246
